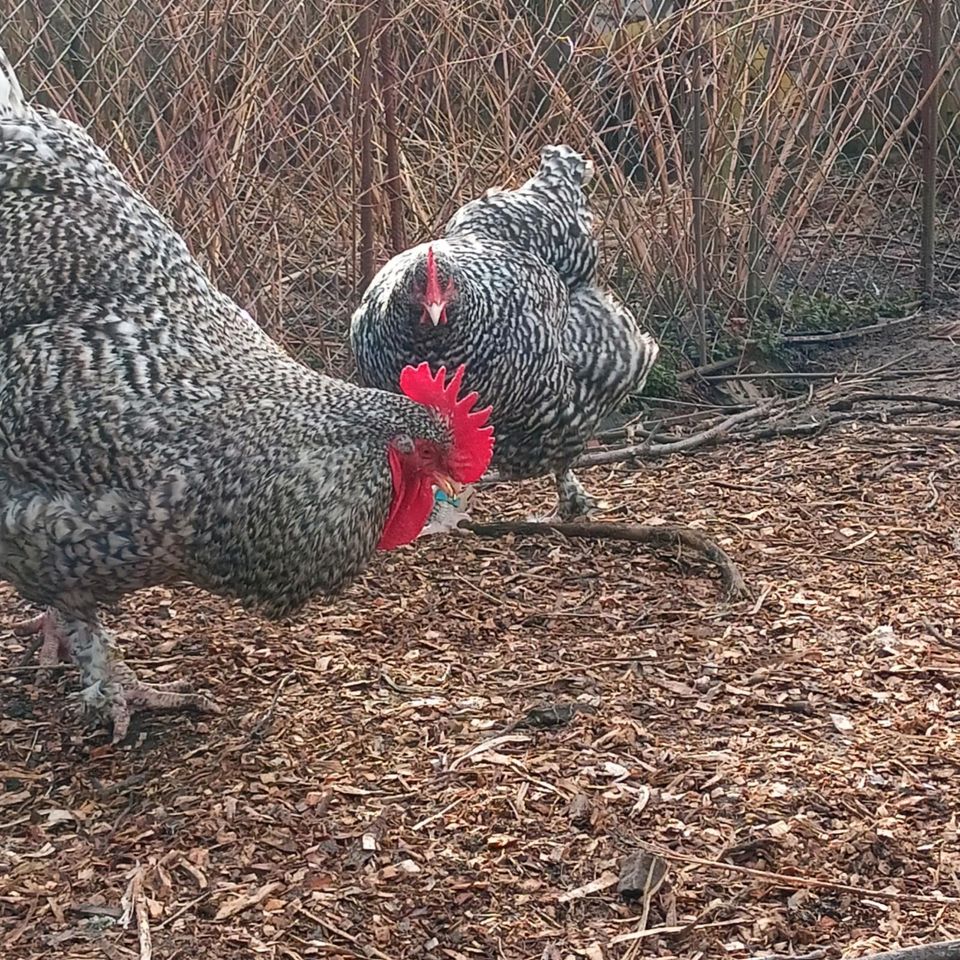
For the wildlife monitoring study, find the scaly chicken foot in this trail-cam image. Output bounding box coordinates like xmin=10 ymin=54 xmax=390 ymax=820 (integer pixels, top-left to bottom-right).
xmin=61 ymin=615 xmax=220 ymax=743
xmin=11 ymin=613 xmax=46 ymax=637
xmin=10 ymin=609 xmax=72 ymax=675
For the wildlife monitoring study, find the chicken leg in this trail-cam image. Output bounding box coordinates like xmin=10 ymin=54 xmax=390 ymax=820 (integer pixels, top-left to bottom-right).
xmin=55 ymin=613 xmax=220 ymax=742
xmin=555 ymin=469 xmax=599 ymax=521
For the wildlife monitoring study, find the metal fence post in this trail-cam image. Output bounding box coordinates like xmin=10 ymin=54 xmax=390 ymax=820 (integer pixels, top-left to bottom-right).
xmin=690 ymin=5 xmax=709 ymax=366
xmin=920 ymin=0 xmax=941 ymax=302
xmin=357 ymin=0 xmax=378 ymax=291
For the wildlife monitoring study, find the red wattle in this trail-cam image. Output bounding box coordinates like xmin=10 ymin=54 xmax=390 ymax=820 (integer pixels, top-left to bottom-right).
xmin=377 ymin=447 xmax=436 ymax=550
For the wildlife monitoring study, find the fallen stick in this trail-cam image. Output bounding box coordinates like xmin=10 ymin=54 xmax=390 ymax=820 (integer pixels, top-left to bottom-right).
xmin=779 ymin=309 xmax=922 ymax=344
xmin=880 ymin=424 xmax=960 ymax=439
xmin=676 ymin=355 xmax=742 ymax=382
xmin=740 ymin=405 xmax=940 ymax=442
xmin=749 ymin=950 xmax=826 ymax=960
xmin=645 ymin=846 xmax=958 ymax=905
xmin=829 ymin=391 xmax=960 ymax=410
xmin=855 ymin=941 xmax=960 ymax=960
xmin=459 ymin=520 xmax=750 ymax=600
xmin=574 ymin=400 xmax=779 ymax=467
xmin=479 ymin=376 xmax=953 ymax=484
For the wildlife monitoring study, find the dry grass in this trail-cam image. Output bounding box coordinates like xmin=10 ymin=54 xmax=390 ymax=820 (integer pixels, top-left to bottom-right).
xmin=4 ymin=0 xmax=960 ymax=371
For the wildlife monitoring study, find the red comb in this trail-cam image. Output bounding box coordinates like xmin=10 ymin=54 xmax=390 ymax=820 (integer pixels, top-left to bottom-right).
xmin=399 ymin=362 xmax=494 ymax=483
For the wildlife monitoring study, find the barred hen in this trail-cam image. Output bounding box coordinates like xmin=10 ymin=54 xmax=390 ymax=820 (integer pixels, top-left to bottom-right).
xmin=0 ymin=47 xmax=493 ymax=742
xmin=350 ymin=145 xmax=658 ymax=520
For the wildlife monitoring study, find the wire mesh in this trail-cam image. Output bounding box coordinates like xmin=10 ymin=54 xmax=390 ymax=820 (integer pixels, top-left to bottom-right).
xmin=3 ymin=0 xmax=954 ymax=378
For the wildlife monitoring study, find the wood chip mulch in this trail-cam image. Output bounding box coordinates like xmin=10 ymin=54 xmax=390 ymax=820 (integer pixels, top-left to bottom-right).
xmin=2 ymin=424 xmax=959 ymax=960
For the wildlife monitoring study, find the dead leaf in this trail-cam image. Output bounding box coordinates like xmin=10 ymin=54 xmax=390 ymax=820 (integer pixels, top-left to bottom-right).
xmin=213 ymin=882 xmax=283 ymax=921
xmin=830 ymin=713 xmax=854 ymax=732
xmin=557 ymin=870 xmax=618 ymax=903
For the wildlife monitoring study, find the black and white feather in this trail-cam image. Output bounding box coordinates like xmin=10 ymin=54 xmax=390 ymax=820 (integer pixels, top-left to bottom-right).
xmin=444 ymin=145 xmax=598 ymax=289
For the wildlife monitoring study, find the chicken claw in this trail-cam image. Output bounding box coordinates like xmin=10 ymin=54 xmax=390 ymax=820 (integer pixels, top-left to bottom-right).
xmin=63 ymin=617 xmax=219 ymax=742
xmin=99 ymin=658 xmax=221 ymax=743
xmin=10 ymin=609 xmax=72 ymax=674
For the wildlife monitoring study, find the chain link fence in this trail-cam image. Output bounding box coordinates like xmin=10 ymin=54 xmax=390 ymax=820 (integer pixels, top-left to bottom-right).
xmin=3 ymin=0 xmax=958 ymax=383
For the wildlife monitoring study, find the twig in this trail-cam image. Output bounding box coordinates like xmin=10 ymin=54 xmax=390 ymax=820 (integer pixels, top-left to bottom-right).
xmin=609 ymin=917 xmax=748 ymax=945
xmin=135 ymin=896 xmax=152 ymax=960
xmin=459 ymin=520 xmax=750 ymax=600
xmin=689 ymin=5 xmax=708 ymax=367
xmin=156 ymin=893 xmax=208 ymax=930
xmin=411 ymin=796 xmax=465 ymax=831
xmin=676 ymin=356 xmax=741 ymax=382
xmin=213 ymin=881 xmax=283 ymax=922
xmin=879 ymin=425 xmax=960 ymax=439
xmin=782 ymin=310 xmax=922 ymax=344
xmin=378 ymin=0 xmax=404 ymax=254
xmin=646 ymin=846 xmax=959 ymax=904
xmin=487 ymin=378 xmax=954 ymax=485
xmin=923 ymin=621 xmax=960 ymax=652
xmin=749 ymin=950 xmax=826 ymax=960
xmin=296 ymin=905 xmax=398 ymax=960
xmin=94 ymin=773 xmax=149 ymax=799
xmin=356 ymin=2 xmax=377 ymax=289
xmin=120 ymin=866 xmax=152 ymax=960
xmin=247 ymin=671 xmax=297 ymax=739
xmin=829 ymin=391 xmax=960 ymax=411
xmin=449 ymin=732 xmax=532 ymax=771
xmin=702 ymin=371 xmax=875 ymax=382
xmin=926 ymin=471 xmax=941 ymax=510
xmin=752 ymin=947 xmax=827 ymax=960
xmin=17 ymin=634 xmax=44 ymax=668
xmin=575 ymin=400 xmax=778 ymax=466
xmin=919 ymin=0 xmax=940 ymax=300
xmin=755 ymin=700 xmax=816 ymax=717
xmin=741 ymin=407 xmax=940 ymax=443
xmin=379 ymin=669 xmax=439 ymax=695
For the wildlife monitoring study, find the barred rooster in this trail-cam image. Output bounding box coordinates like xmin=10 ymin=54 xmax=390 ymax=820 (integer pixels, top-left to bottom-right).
xmin=0 ymin=47 xmax=493 ymax=742
xmin=351 ymin=145 xmax=658 ymax=520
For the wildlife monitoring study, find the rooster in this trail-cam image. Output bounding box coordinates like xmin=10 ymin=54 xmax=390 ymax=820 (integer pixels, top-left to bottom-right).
xmin=0 ymin=47 xmax=493 ymax=742
xmin=350 ymin=145 xmax=658 ymax=520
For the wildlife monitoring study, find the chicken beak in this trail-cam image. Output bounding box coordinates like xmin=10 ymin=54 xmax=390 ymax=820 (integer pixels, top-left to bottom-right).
xmin=426 ymin=302 xmax=444 ymax=326
xmin=435 ymin=474 xmax=461 ymax=500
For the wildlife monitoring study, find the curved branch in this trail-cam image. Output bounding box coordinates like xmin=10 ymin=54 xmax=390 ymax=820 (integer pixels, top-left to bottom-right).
xmin=458 ymin=520 xmax=750 ymax=600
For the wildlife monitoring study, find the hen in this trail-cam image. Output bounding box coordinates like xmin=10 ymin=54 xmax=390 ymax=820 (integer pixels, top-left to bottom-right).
xmin=350 ymin=145 xmax=658 ymax=520
xmin=0 ymin=47 xmax=493 ymax=741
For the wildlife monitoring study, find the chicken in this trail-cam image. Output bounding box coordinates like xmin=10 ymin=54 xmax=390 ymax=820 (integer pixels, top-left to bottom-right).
xmin=0 ymin=46 xmax=493 ymax=741
xmin=350 ymin=145 xmax=658 ymax=520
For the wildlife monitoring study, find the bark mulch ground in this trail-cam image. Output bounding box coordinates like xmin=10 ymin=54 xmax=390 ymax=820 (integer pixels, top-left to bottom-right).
xmin=2 ymin=421 xmax=959 ymax=960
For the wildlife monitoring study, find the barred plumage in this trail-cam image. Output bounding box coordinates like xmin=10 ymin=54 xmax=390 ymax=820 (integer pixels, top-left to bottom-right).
xmin=0 ymin=46 xmax=490 ymax=741
xmin=444 ymin=145 xmax=598 ymax=288
xmin=351 ymin=144 xmax=659 ymax=519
